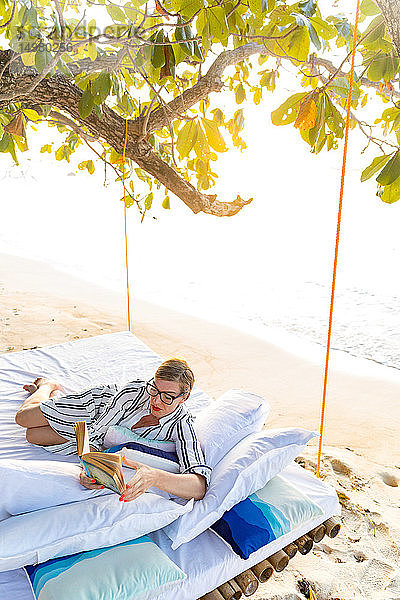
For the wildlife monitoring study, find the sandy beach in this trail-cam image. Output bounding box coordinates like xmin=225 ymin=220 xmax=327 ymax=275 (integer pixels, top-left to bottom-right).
xmin=1 ymin=252 xmax=399 ymax=599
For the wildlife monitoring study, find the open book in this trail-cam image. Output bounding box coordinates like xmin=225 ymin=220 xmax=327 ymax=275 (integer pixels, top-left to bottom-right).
xmin=74 ymin=421 xmax=125 ymax=494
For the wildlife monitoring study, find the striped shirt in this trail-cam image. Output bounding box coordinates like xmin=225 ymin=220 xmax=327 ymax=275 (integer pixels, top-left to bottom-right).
xmin=40 ymin=380 xmax=212 ymax=484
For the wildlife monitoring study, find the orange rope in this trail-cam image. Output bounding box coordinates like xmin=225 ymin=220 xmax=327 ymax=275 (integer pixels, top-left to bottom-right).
xmin=316 ymin=0 xmax=361 ymax=478
xmin=122 ymin=118 xmax=132 ymax=332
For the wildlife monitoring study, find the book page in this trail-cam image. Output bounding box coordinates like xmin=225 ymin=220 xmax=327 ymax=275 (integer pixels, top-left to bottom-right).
xmin=83 ymin=462 xmax=122 ymax=494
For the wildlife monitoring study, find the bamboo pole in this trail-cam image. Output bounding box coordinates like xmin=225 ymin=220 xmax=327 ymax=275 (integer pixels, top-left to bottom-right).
xmin=266 ymin=549 xmax=289 ymax=572
xmin=283 ymin=542 xmax=298 ymax=559
xmin=295 ymin=535 xmax=313 ymax=555
xmin=227 ymin=580 xmax=242 ymax=597
xmin=324 ymin=516 xmax=341 ymax=538
xmin=251 ymin=559 xmax=274 ymax=583
xmin=308 ymin=524 xmax=326 ymax=543
xmin=234 ymin=570 xmax=259 ymax=596
xmin=200 ymin=590 xmax=225 ymax=600
xmin=218 ymin=581 xmax=242 ymax=600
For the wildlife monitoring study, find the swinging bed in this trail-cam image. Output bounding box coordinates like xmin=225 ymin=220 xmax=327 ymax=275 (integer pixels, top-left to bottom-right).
xmin=0 ymin=331 xmax=340 ymax=600
xmin=0 ymin=1 xmax=363 ymax=596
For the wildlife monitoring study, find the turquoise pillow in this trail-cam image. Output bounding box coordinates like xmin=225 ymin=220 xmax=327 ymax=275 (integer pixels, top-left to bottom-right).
xmin=210 ymin=474 xmax=323 ymax=559
xmin=25 ymin=536 xmax=186 ymax=600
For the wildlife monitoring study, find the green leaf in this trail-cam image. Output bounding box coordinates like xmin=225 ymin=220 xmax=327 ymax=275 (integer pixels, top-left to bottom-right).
xmin=271 ymin=92 xmax=307 ymax=126
xmin=292 ymin=13 xmax=320 ymax=50
xmin=57 ymin=59 xmax=73 ymax=77
xmin=151 ymin=30 xmax=165 ymax=68
xmin=201 ymin=118 xmax=227 ymax=152
xmin=35 ymin=49 xmax=53 ymax=74
xmin=308 ymin=93 xmax=325 ymax=147
xmin=328 ymin=77 xmax=360 ymax=106
xmin=178 ymin=0 xmax=204 ymax=19
xmin=175 ymin=20 xmax=192 ymax=55
xmin=367 ymin=55 xmax=389 ymax=82
xmin=248 ymin=0 xmax=263 ymax=18
xmin=376 ymin=151 xmax=400 ymax=186
xmin=87 ymin=42 xmax=97 ymax=61
xmin=309 ymin=15 xmax=336 ymax=40
xmin=361 ymin=155 xmax=391 ymax=182
xmin=286 ymin=26 xmax=310 ymax=63
xmin=176 ymin=120 xmax=198 ymax=158
xmin=192 ymin=40 xmax=203 ymax=61
xmin=78 ymin=86 xmax=95 ymax=119
xmin=208 ymin=6 xmax=228 ymax=39
xmin=22 ymin=109 xmax=41 ymax=121
xmin=106 ymin=5 xmax=126 ymax=22
xmin=0 ymin=132 xmax=11 ymax=153
xmin=78 ymin=159 xmax=95 ymax=174
xmin=211 ymin=108 xmax=224 ymax=125
xmin=324 ymin=93 xmax=345 ymax=138
xmin=194 ymin=124 xmax=210 ymax=158
xmin=197 ymin=6 xmax=228 ymax=46
xmin=235 ymin=83 xmax=246 ymax=104
xmin=298 ymin=0 xmax=317 ymax=17
xmin=92 ymin=71 xmax=112 ymax=105
xmin=41 ymin=105 xmax=52 ymax=118
xmin=360 ymin=0 xmax=380 ymax=16
xmin=380 ymin=176 xmax=400 ymax=204
xmin=162 ymin=196 xmax=170 ymax=209
xmin=145 ymin=192 xmax=153 ymax=210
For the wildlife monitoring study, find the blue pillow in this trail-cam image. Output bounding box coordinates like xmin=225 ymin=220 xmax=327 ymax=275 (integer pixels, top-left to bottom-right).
xmin=25 ymin=536 xmax=186 ymax=600
xmin=210 ymin=474 xmax=324 ymax=559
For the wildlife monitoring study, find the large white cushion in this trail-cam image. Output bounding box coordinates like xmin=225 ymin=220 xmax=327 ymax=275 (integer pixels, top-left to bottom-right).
xmin=0 ymin=451 xmax=182 ymax=519
xmin=164 ymin=428 xmax=317 ymax=549
xmin=0 ymin=459 xmax=109 ymax=519
xmin=193 ymin=389 xmax=270 ymax=468
xmin=0 ymin=492 xmax=193 ymax=571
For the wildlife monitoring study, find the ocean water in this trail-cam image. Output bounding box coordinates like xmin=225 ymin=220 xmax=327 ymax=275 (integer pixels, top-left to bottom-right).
xmin=1 ymin=87 xmax=400 ymax=375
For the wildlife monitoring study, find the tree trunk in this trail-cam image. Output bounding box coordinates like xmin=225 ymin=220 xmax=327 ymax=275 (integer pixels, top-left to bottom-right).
xmin=375 ymin=0 xmax=400 ymax=56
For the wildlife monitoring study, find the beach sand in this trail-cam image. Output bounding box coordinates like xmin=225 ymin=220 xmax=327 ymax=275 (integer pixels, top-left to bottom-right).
xmin=1 ymin=253 xmax=399 ymax=599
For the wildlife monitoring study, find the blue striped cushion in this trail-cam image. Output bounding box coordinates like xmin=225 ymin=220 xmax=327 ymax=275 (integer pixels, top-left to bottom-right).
xmin=105 ymin=441 xmax=180 ymax=473
xmin=210 ymin=474 xmax=323 ymax=559
xmin=25 ymin=536 xmax=186 ymax=600
xmin=103 ymin=426 xmax=180 ymax=473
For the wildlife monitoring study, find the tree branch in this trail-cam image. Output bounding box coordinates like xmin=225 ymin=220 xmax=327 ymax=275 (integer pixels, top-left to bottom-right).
xmin=0 ymin=50 xmax=252 ymax=216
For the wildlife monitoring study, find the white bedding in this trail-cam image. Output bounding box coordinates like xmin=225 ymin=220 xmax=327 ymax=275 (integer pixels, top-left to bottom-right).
xmin=0 ymin=332 xmax=340 ymax=600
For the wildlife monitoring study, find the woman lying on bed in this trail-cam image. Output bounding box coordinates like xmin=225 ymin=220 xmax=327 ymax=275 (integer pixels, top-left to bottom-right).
xmin=15 ymin=359 xmax=211 ymax=501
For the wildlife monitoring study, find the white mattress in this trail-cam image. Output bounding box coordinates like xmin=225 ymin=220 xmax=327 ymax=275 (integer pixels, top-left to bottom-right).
xmin=0 ymin=332 xmax=339 ymax=600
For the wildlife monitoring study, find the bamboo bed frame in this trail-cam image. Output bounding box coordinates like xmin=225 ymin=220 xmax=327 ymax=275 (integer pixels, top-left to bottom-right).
xmin=198 ymin=516 xmax=341 ymax=599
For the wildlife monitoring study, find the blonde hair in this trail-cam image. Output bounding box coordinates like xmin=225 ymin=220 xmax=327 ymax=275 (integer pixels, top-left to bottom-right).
xmin=155 ymin=358 xmax=194 ymax=395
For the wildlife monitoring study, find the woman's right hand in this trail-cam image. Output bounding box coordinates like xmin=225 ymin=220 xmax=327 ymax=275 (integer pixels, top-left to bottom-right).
xmin=78 ymin=468 xmax=105 ymax=490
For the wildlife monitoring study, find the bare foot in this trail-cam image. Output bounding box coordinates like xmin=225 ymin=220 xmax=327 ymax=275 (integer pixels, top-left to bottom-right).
xmin=23 ymin=378 xmax=64 ymax=397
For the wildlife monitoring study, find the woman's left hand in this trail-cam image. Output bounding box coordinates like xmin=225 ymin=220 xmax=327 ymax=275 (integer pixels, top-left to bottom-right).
xmin=120 ymin=455 xmax=159 ymax=502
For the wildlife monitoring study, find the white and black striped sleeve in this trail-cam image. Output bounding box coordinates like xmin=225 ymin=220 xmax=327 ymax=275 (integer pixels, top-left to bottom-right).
xmin=173 ymin=415 xmax=212 ymax=486
xmin=89 ymin=380 xmax=146 ymax=450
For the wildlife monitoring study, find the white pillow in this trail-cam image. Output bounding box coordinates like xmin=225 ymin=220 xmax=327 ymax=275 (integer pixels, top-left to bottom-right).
xmin=164 ymin=428 xmax=317 ymax=550
xmin=0 ymin=454 xmax=179 ymax=519
xmin=0 ymin=492 xmax=193 ymax=571
xmin=0 ymin=459 xmax=117 ymax=519
xmin=193 ymin=389 xmax=270 ymax=468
